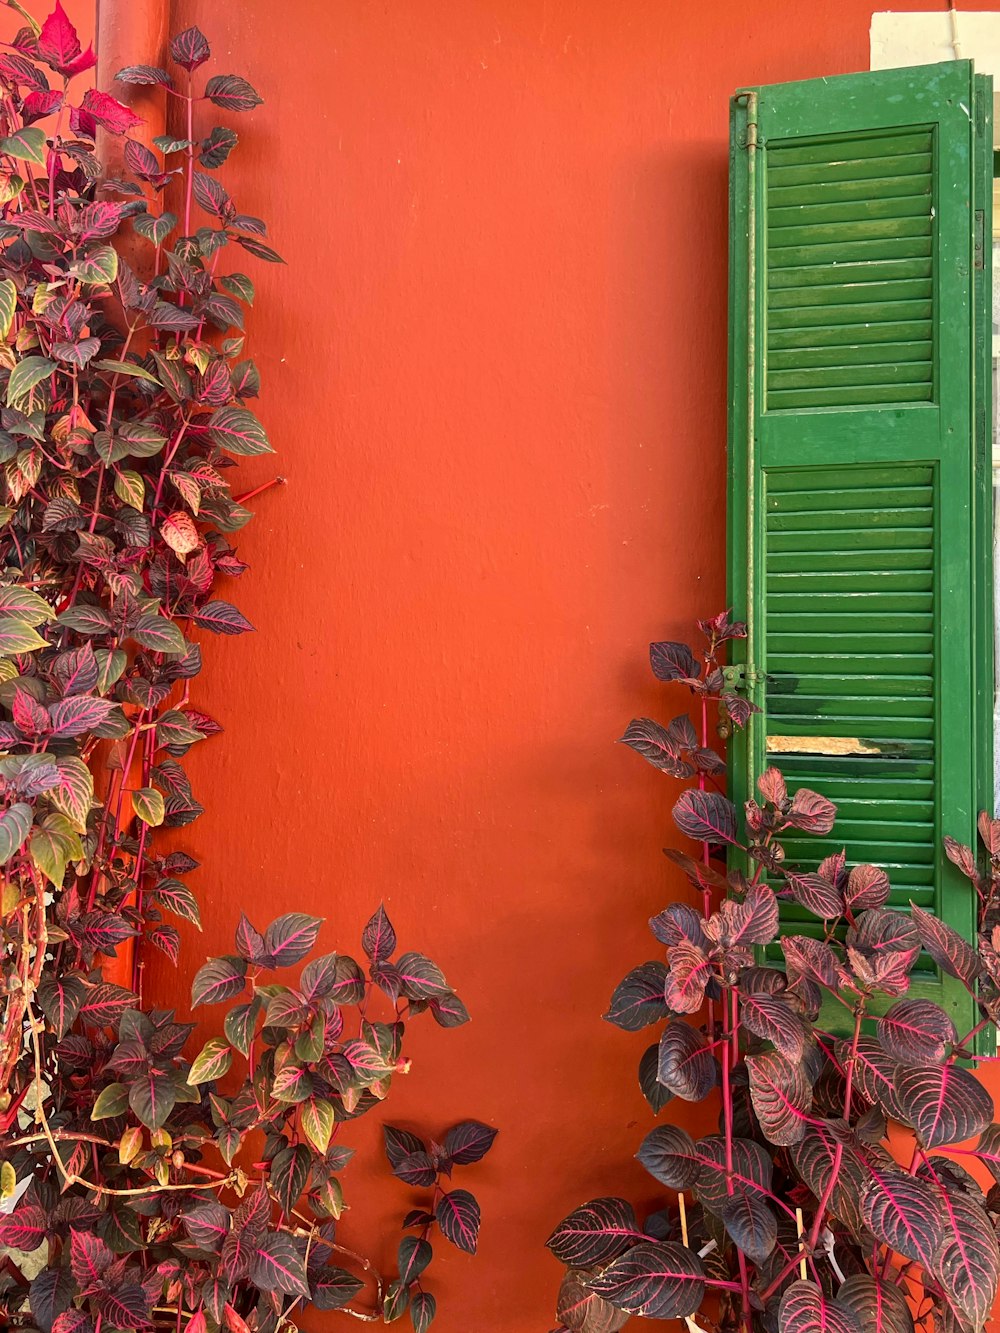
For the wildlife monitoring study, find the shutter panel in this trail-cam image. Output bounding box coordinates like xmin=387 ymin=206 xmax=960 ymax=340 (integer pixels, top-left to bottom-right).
xmin=727 ymin=61 xmax=993 ymax=1031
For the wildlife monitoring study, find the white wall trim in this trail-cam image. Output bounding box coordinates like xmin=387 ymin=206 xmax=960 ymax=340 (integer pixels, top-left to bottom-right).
xmin=871 ymin=11 xmax=1000 ymax=77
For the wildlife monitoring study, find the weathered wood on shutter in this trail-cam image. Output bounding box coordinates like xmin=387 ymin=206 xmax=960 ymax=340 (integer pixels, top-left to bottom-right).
xmin=727 ymin=61 xmax=993 ymax=1031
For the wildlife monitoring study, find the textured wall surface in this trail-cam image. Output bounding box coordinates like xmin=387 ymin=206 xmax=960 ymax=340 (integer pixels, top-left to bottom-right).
xmin=81 ymin=1 xmax=987 ymax=1327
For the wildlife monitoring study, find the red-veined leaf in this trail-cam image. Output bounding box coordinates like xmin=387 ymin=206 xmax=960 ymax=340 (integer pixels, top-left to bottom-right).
xmin=69 ymin=1228 xmax=112 ymax=1294
xmin=547 ymin=1198 xmax=642 ymax=1268
xmin=188 ymin=600 xmax=255 ymax=635
xmin=862 ymin=1170 xmax=943 ymax=1269
xmin=248 ymin=1231 xmax=309 ymax=1297
xmin=739 ymin=991 xmax=810 ymax=1061
xmin=786 ymin=788 xmax=837 ymax=835
xmin=785 ymin=870 xmax=845 ymax=920
xmin=672 ymin=789 xmax=737 ymax=846
xmin=844 ymin=864 xmax=891 ymax=912
xmin=312 ymin=1266 xmax=366 ymax=1310
xmin=443 ymin=1119 xmax=498 ymax=1166
xmin=116 ymin=63 xmax=171 ymax=85
xmin=657 ymin=1020 xmax=717 ymax=1102
xmin=80 ymin=88 xmax=142 ymax=135
xmin=911 ymin=903 xmax=982 ymax=987
xmin=721 ymin=1189 xmax=777 ymax=1262
xmin=557 ymin=1270 xmax=629 ymax=1333
xmin=747 ymin=1048 xmax=812 ymax=1146
xmin=604 ymin=962 xmax=669 ymax=1032
xmin=788 ymin=1119 xmax=870 ymax=1240
xmin=435 ymin=1188 xmax=481 ymax=1254
xmin=207 ymin=405 xmax=271 ymax=456
xmin=619 ymin=718 xmax=692 ymax=777
xmin=877 ymin=999 xmax=955 ymax=1066
xmin=0 ymin=1203 xmax=47 ymax=1251
xmin=837 ymin=1276 xmax=913 ymax=1333
xmin=263 ymin=912 xmax=322 ymax=967
xmin=584 ymin=1241 xmax=705 ymax=1320
xmin=894 ymin=1064 xmax=993 ymax=1148
xmin=692 ymin=1135 xmax=773 ymax=1213
xmin=171 ymin=26 xmax=210 ymax=71
xmin=778 ymin=1281 xmax=862 ymax=1333
xmin=649 ymin=640 xmax=698 ymax=682
xmin=191 ymin=955 xmax=247 ymax=1006
xmin=664 ymin=942 xmax=711 ymax=1014
xmin=205 ymin=74 xmax=262 ymax=111
xmin=930 ymin=1188 xmax=1000 ymax=1330
xmin=635 ymin=1124 xmax=701 ymax=1189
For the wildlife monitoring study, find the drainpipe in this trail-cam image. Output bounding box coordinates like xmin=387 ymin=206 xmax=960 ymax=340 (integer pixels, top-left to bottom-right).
xmin=96 ymin=0 xmax=169 ymax=279
xmin=94 ymin=0 xmax=169 ymax=995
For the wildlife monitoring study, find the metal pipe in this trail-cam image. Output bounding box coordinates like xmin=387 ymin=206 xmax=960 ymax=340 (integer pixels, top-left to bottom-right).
xmin=94 ymin=0 xmax=169 ymax=996
xmin=745 ymin=91 xmax=759 ymax=782
xmin=96 ymin=0 xmax=169 ymax=280
xmin=950 ymin=1 xmax=963 ymax=61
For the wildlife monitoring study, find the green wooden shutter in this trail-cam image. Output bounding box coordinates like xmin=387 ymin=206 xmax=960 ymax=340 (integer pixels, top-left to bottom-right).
xmin=727 ymin=60 xmax=993 ymax=1032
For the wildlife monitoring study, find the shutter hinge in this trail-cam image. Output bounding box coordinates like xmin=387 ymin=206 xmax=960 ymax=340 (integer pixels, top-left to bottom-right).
xmin=975 ymin=210 xmax=985 ymax=271
xmin=733 ymin=90 xmax=759 ymax=151
xmin=722 ymin=664 xmax=765 ymax=691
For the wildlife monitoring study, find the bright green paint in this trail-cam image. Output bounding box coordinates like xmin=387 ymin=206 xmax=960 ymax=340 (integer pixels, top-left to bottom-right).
xmin=727 ymin=62 xmax=993 ymax=1035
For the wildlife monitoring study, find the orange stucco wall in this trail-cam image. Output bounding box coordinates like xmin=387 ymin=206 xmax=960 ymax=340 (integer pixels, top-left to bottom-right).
xmin=76 ymin=0 xmax=999 ymax=1327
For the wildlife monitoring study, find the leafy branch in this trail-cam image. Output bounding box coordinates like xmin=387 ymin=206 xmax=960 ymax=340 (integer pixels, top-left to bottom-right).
xmin=0 ymin=10 xmax=495 ymax=1333
xmin=549 ymin=614 xmax=1000 ymax=1333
